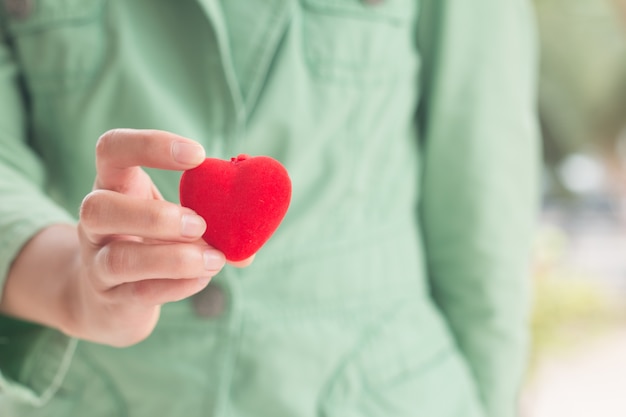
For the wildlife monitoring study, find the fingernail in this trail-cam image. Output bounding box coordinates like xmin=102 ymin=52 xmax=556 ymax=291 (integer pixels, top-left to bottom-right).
xmin=204 ymin=250 xmax=225 ymax=271
xmin=181 ymin=214 xmax=205 ymax=238
xmin=172 ymin=142 xmax=205 ymax=165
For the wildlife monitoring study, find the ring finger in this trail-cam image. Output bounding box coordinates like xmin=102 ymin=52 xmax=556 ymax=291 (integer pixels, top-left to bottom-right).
xmin=93 ymin=240 xmax=225 ymax=289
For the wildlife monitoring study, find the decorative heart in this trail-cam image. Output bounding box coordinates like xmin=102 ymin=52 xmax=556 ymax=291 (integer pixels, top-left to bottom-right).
xmin=179 ymin=154 xmax=292 ymax=262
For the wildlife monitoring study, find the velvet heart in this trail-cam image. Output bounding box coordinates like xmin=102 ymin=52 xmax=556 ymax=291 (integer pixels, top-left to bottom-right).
xmin=179 ymin=154 xmax=292 ymax=262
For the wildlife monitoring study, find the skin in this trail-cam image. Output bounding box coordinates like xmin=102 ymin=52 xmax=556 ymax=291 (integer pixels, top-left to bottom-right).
xmin=0 ymin=129 xmax=253 ymax=347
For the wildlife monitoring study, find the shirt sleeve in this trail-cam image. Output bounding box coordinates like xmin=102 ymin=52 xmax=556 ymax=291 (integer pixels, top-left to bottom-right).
xmin=0 ymin=19 xmax=77 ymax=406
xmin=416 ymin=1 xmax=540 ymax=416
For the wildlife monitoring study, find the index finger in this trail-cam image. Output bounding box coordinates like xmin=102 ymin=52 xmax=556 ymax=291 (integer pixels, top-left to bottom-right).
xmin=95 ymin=129 xmax=205 ymax=191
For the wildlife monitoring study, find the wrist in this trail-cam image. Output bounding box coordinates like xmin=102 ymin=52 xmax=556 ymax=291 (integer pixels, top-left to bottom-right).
xmin=56 ymin=247 xmax=83 ymax=337
xmin=0 ymin=224 xmax=81 ymax=333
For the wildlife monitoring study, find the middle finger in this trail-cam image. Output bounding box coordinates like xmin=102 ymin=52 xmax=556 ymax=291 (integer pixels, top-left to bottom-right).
xmin=80 ymin=189 xmax=206 ymax=243
xmin=94 ymin=240 xmax=225 ymax=288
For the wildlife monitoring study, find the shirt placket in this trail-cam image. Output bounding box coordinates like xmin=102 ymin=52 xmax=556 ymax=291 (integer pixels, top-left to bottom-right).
xmin=195 ymin=0 xmax=246 ymax=153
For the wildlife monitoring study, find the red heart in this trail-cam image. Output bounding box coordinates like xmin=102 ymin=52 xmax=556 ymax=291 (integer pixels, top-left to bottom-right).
xmin=179 ymin=154 xmax=292 ymax=262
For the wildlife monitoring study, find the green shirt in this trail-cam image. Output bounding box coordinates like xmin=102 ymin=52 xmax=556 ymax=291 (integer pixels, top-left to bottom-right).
xmin=0 ymin=1 xmax=539 ymax=416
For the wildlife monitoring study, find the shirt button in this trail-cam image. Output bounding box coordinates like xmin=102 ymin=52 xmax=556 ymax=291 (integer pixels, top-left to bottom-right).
xmin=3 ymin=0 xmax=34 ymax=20
xmin=191 ymin=282 xmax=227 ymax=318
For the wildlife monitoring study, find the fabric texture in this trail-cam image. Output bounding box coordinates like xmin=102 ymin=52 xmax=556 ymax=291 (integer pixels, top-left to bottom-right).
xmin=0 ymin=0 xmax=540 ymax=416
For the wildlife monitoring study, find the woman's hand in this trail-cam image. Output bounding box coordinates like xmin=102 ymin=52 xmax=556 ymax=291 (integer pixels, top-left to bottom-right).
xmin=1 ymin=129 xmax=250 ymax=347
xmin=69 ymin=129 xmax=227 ymax=346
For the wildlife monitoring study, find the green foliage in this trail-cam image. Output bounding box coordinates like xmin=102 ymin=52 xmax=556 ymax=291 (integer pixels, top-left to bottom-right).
xmin=529 ymin=226 xmax=625 ymax=374
xmin=532 ymin=272 xmax=617 ymax=356
xmin=534 ymin=0 xmax=626 ymax=163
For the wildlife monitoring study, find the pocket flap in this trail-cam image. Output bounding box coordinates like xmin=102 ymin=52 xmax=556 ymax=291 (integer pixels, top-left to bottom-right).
xmin=301 ymin=0 xmax=412 ymax=22
xmin=6 ymin=0 xmax=105 ymax=34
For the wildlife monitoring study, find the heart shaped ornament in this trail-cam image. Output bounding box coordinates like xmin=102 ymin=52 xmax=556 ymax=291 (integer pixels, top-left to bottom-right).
xmin=179 ymin=154 xmax=292 ymax=262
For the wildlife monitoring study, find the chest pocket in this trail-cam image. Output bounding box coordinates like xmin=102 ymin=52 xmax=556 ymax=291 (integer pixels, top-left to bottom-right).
xmin=3 ymin=0 xmax=107 ymax=94
xmin=300 ymin=0 xmax=418 ymax=85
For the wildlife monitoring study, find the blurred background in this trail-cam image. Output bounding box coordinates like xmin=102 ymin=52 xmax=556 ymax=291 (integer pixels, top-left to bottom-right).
xmin=523 ymin=0 xmax=626 ymax=416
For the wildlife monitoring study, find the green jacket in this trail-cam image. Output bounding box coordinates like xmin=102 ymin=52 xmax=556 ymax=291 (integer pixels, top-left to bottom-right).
xmin=0 ymin=1 xmax=539 ymax=416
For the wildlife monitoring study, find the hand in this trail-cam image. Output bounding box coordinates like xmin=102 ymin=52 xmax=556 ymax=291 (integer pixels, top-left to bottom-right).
xmin=1 ymin=130 xmax=255 ymax=346
xmin=67 ymin=129 xmax=236 ymax=346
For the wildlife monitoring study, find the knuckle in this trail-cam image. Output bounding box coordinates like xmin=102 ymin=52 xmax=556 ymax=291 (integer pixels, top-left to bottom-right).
xmin=79 ymin=191 xmax=107 ymax=230
xmin=100 ymin=243 xmax=131 ymax=278
xmin=95 ymin=129 xmax=121 ymax=160
xmin=146 ymin=203 xmax=178 ymax=230
xmin=129 ymin=280 xmax=152 ymax=302
xmin=177 ymin=246 xmax=202 ymax=268
xmin=128 ymin=281 xmax=168 ymax=312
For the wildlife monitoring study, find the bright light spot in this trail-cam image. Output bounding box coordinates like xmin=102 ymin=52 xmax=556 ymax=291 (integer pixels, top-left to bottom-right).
xmin=558 ymin=153 xmax=605 ymax=194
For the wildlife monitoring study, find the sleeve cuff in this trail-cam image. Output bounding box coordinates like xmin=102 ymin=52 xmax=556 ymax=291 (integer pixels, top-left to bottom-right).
xmin=0 ymin=206 xmax=77 ymax=406
xmin=0 ymin=330 xmax=78 ymax=406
